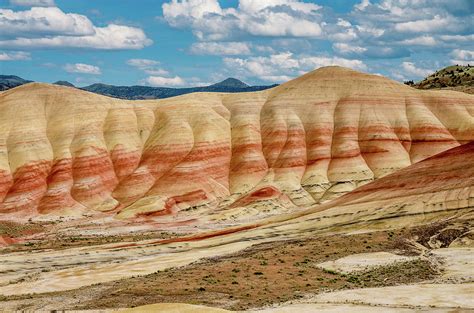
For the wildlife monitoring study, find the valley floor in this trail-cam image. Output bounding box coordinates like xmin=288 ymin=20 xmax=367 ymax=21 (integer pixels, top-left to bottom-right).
xmin=1 ymin=215 xmax=473 ymax=312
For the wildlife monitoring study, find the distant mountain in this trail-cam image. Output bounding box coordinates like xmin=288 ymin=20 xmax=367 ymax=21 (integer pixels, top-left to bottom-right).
xmin=0 ymin=75 xmax=276 ymax=99
xmin=0 ymin=75 xmax=32 ymax=91
xmin=209 ymin=77 xmax=249 ymax=88
xmin=406 ymin=65 xmax=474 ymax=94
xmin=54 ymin=81 xmax=75 ymax=87
xmin=81 ymin=78 xmax=275 ymax=100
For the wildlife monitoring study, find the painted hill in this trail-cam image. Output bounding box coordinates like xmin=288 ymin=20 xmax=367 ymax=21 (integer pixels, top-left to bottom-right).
xmin=0 ymin=66 xmax=472 ymax=222
xmin=0 ymin=141 xmax=472 ymax=298
xmin=410 ymin=65 xmax=474 ymax=94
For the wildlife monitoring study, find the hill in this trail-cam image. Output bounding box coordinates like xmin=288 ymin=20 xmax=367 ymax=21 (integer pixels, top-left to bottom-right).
xmin=209 ymin=77 xmax=249 ymax=88
xmin=0 ymin=66 xmax=472 ymax=221
xmin=0 ymin=75 xmax=32 ymax=91
xmin=409 ymin=65 xmax=474 ymax=94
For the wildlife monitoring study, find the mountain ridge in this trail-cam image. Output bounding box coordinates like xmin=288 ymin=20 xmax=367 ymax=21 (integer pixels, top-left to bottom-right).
xmin=0 ymin=74 xmax=276 ymax=99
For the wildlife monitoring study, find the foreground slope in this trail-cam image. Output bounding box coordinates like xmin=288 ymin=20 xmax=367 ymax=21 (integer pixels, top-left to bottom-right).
xmin=0 ymin=66 xmax=473 ymax=223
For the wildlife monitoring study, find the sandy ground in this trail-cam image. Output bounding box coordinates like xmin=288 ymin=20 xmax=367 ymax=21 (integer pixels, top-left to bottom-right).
xmin=431 ymin=248 xmax=474 ymax=282
xmin=311 ymin=283 xmax=474 ymax=309
xmin=316 ymin=251 xmax=417 ymax=274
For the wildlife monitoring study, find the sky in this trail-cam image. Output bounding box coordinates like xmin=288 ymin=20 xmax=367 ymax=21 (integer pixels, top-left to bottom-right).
xmin=0 ymin=0 xmax=473 ymax=87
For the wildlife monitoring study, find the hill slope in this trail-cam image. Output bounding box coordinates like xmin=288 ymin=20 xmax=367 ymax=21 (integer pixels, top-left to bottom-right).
xmin=0 ymin=75 xmax=32 ymax=91
xmin=0 ymin=66 xmax=473 ymax=223
xmin=412 ymin=65 xmax=474 ymax=94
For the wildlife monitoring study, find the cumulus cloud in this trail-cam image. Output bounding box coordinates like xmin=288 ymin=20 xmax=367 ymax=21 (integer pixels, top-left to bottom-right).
xmin=0 ymin=7 xmax=152 ymax=50
xmin=450 ymin=49 xmax=474 ymax=65
xmin=224 ymin=52 xmax=366 ymax=83
xmin=333 ymin=42 xmax=410 ymax=59
xmin=333 ymin=43 xmax=367 ymax=54
xmin=401 ymin=62 xmax=433 ymax=78
xmin=143 ymin=75 xmax=186 ymax=87
xmin=399 ymin=35 xmax=438 ymax=46
xmin=350 ymin=0 xmax=473 ymax=54
xmin=190 ymin=41 xmax=251 ymax=55
xmin=162 ymin=0 xmax=324 ymax=40
xmin=64 ymin=63 xmax=101 ymax=75
xmin=0 ymin=7 xmax=94 ymax=37
xmin=161 ymin=0 xmax=472 ymax=70
xmin=390 ymin=61 xmax=435 ymax=81
xmin=127 ymin=58 xmax=169 ymax=75
xmin=9 ymin=0 xmax=55 ymax=7
xmin=440 ymin=34 xmax=474 ymax=42
xmin=451 ymin=49 xmax=474 ymax=61
xmin=127 ymin=58 xmax=188 ymax=86
xmin=127 ymin=58 xmax=160 ymax=68
xmin=0 ymin=51 xmax=30 ymax=61
xmin=394 ymin=15 xmax=459 ymax=33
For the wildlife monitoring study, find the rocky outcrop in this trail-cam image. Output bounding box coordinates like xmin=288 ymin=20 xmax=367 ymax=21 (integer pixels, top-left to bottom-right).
xmin=0 ymin=66 xmax=473 ymax=221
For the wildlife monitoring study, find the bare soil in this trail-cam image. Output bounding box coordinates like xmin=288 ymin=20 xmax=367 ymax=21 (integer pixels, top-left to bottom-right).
xmin=0 ymin=225 xmax=442 ymax=311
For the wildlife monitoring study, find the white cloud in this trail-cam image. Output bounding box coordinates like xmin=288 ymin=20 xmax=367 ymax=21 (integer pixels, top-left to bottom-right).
xmin=336 ymin=18 xmax=352 ymax=28
xmin=354 ymin=0 xmax=370 ymax=11
xmin=391 ymin=71 xmax=406 ymax=81
xmin=259 ymin=75 xmax=294 ymax=83
xmin=254 ymin=45 xmax=275 ymax=53
xmin=224 ymin=52 xmax=366 ymax=83
xmin=350 ymin=0 xmax=473 ymax=53
xmin=399 ymin=35 xmax=437 ymax=46
xmin=144 ymin=76 xmax=186 ymax=87
xmin=9 ymin=0 xmax=55 ymax=7
xmin=64 ymin=63 xmax=101 ymax=75
xmin=450 ymin=49 xmax=474 ymax=61
xmin=190 ymin=41 xmax=251 ymax=55
xmin=450 ymin=49 xmax=474 ymax=65
xmin=238 ymin=0 xmax=321 ymax=14
xmin=127 ymin=58 xmax=169 ymax=75
xmin=401 ymin=62 xmax=432 ymax=78
xmin=0 ymin=7 xmax=152 ymax=50
xmin=333 ymin=43 xmax=367 ymax=54
xmin=162 ymin=0 xmax=324 ymax=40
xmin=394 ymin=15 xmax=458 ymax=33
xmin=143 ymin=69 xmax=170 ymax=76
xmin=0 ymin=7 xmax=94 ymax=37
xmin=127 ymin=58 xmax=160 ymax=68
xmin=440 ymin=34 xmax=474 ymax=42
xmin=0 ymin=51 xmax=30 ymax=61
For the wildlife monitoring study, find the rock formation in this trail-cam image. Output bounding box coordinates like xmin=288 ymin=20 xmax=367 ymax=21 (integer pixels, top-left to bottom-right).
xmin=0 ymin=66 xmax=473 ymax=221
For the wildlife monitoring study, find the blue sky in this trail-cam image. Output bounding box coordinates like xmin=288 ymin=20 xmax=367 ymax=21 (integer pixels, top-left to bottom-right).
xmin=0 ymin=0 xmax=473 ymax=87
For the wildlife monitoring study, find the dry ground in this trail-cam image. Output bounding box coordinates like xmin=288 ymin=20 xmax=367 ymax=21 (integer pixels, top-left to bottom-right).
xmin=1 ymin=222 xmax=451 ymax=311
